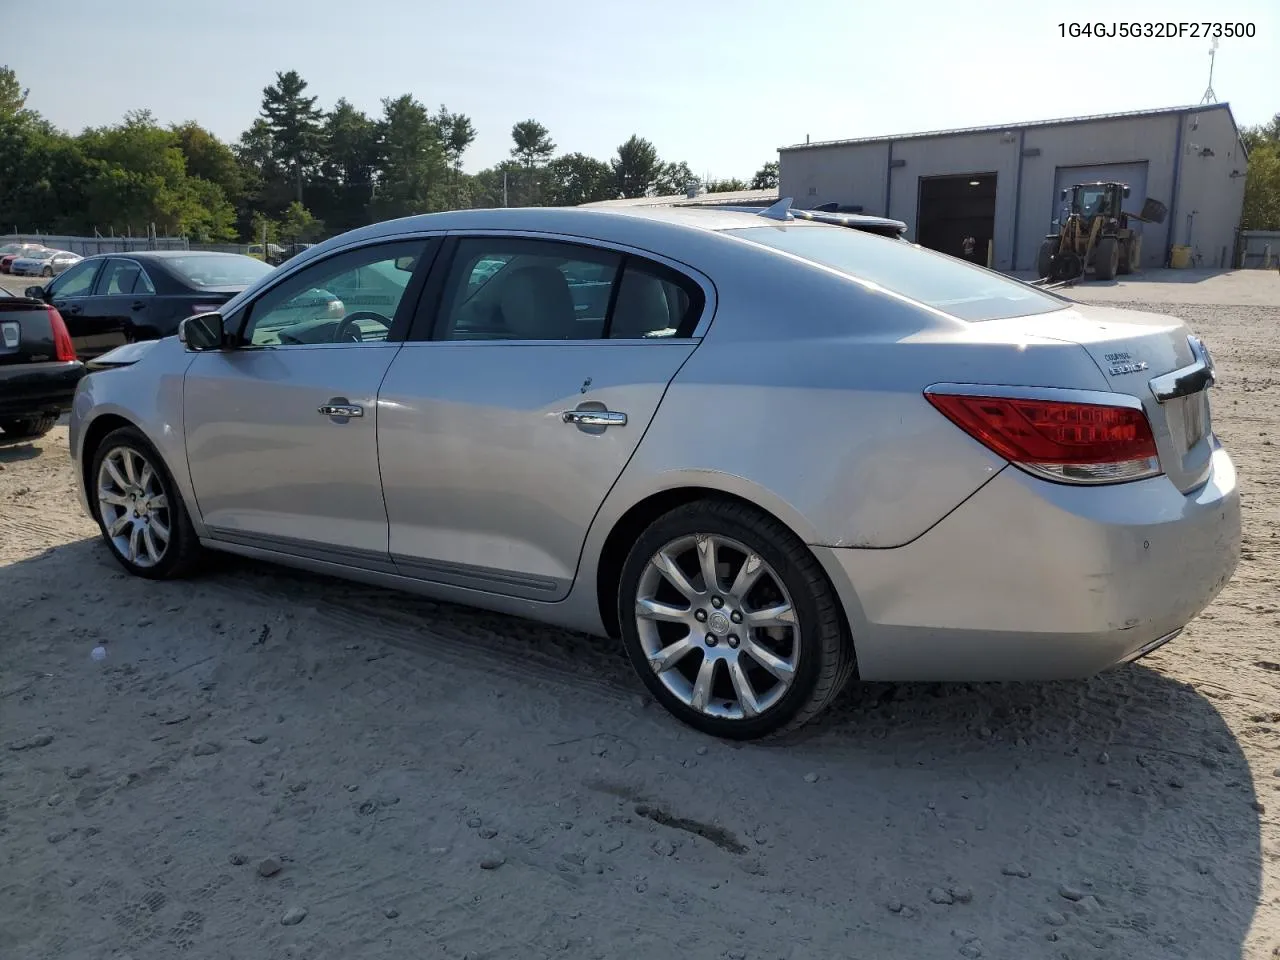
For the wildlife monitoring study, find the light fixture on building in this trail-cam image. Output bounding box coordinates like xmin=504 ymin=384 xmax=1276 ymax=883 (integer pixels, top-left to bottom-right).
xmin=969 ymin=180 xmax=981 ymax=186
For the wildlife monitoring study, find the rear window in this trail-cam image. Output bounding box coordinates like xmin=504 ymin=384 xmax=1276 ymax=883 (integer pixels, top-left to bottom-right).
xmin=165 ymin=255 xmax=274 ymax=288
xmin=727 ymin=225 xmax=1067 ymax=322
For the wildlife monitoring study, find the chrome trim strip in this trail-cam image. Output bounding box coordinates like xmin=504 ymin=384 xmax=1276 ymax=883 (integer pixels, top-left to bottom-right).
xmin=390 ymin=553 xmax=562 ymax=595
xmin=1148 ymin=334 xmax=1216 ymax=404
xmin=435 ymin=228 xmax=719 ymax=340
xmin=206 ymin=527 xmax=398 ymax=574
xmin=923 ymin=382 xmax=1145 ymax=411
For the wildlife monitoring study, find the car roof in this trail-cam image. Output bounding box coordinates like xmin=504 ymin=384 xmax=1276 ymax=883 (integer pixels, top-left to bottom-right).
xmin=79 ymin=250 xmax=253 ymax=263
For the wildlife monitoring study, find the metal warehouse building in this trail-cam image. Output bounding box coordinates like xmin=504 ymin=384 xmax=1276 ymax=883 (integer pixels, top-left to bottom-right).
xmin=778 ymin=103 xmax=1248 ymax=272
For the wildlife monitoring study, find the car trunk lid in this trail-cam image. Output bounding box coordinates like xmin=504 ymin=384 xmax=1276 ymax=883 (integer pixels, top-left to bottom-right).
xmin=978 ymin=303 xmax=1215 ymax=493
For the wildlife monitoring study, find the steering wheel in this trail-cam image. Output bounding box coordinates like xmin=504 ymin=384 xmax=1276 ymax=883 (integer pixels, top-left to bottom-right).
xmin=333 ymin=311 xmax=392 ymax=343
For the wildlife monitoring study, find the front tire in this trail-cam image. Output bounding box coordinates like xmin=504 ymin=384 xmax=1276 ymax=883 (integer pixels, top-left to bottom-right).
xmin=618 ymin=499 xmax=855 ymax=739
xmin=41 ymin=267 xmax=53 ymax=278
xmin=90 ymin=426 xmax=202 ymax=580
xmin=0 ymin=415 xmax=58 ymax=440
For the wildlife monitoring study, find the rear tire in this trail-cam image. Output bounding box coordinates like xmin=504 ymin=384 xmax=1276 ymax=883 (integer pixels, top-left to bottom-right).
xmin=617 ymin=499 xmax=855 ymax=740
xmin=1118 ymin=235 xmax=1141 ymax=275
xmin=89 ymin=426 xmax=203 ymax=580
xmin=1095 ymin=237 xmax=1120 ymax=280
xmin=0 ymin=415 xmax=57 ymax=440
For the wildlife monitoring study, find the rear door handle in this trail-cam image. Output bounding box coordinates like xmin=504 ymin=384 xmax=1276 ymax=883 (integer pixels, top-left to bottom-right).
xmin=318 ymin=403 xmax=364 ymax=418
xmin=131 ymin=301 xmax=146 ymax=311
xmin=562 ymin=409 xmax=626 ymax=427
xmin=60 ymin=304 xmax=82 ymax=315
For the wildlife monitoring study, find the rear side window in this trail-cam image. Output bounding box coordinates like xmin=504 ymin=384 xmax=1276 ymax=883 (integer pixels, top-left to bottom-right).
xmin=97 ymin=260 xmax=153 ymax=296
xmin=166 ymin=255 xmax=274 ymax=288
xmin=608 ymin=260 xmax=702 ymax=339
xmin=727 ymin=225 xmax=1067 ymax=322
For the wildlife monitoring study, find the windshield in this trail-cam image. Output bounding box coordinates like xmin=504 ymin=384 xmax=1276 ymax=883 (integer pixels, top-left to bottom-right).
xmin=1076 ymin=186 xmax=1112 ymax=218
xmin=727 ymin=225 xmax=1067 ymax=322
xmin=30 ymin=250 xmax=57 ymax=261
xmin=165 ymin=254 xmax=274 ymax=287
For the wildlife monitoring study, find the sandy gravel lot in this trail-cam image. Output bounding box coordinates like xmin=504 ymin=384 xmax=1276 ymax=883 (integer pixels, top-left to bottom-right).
xmin=1 ymin=272 xmax=1278 ymax=960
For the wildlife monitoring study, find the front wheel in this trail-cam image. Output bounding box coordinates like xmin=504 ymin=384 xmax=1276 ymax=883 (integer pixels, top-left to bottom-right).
xmin=618 ymin=499 xmax=855 ymax=739
xmin=90 ymin=426 xmax=203 ymax=579
xmin=41 ymin=266 xmax=53 ymax=278
xmin=0 ymin=415 xmax=57 ymax=440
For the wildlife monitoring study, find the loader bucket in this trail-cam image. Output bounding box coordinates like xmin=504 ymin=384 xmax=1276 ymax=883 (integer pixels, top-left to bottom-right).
xmin=1137 ymin=197 xmax=1168 ymax=224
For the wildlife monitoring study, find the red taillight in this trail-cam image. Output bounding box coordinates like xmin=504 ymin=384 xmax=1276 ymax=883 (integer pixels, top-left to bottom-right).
xmin=925 ymin=391 xmax=1161 ymax=484
xmin=47 ymin=307 xmax=77 ymax=362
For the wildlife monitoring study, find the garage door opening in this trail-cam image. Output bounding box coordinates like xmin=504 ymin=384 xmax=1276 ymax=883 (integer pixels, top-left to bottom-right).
xmin=916 ymin=173 xmax=997 ymax=265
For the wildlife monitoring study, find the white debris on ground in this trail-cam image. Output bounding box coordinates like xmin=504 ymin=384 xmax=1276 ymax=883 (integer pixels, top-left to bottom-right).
xmin=0 ymin=275 xmax=1278 ymax=959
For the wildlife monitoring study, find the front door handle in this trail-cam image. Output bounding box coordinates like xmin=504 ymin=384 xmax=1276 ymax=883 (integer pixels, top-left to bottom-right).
xmin=319 ymin=403 xmax=364 ymax=418
xmin=562 ymin=409 xmax=627 ymax=427
xmin=60 ymin=303 xmax=82 ymax=315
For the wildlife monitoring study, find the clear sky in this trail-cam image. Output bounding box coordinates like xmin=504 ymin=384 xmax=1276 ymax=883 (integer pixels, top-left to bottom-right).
xmin=5 ymin=0 xmax=1277 ymax=179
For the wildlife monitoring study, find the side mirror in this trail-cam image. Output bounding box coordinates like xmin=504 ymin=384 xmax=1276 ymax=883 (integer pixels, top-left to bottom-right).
xmin=394 ymin=255 xmax=417 ymax=272
xmin=24 ymin=285 xmax=47 ymax=300
xmin=179 ymin=312 xmax=226 ymax=351
xmin=1060 ymin=188 xmax=1068 ymax=200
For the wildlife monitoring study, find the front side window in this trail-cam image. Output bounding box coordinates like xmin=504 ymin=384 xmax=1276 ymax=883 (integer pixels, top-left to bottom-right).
xmin=728 ymin=224 xmax=1068 ymax=322
xmin=241 ymin=242 xmax=426 ymax=347
xmin=48 ymin=260 xmax=100 ymax=299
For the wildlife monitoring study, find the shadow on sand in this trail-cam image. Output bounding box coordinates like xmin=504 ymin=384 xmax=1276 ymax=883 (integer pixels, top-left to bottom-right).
xmin=1 ymin=539 xmax=1262 ymax=959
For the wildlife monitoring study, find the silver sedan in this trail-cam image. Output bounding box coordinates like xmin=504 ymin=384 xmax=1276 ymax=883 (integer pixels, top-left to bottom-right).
xmin=67 ymin=203 xmax=1241 ymax=738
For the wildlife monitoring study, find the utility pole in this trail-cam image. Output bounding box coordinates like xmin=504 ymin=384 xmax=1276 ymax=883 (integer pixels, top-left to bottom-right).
xmin=503 ymin=170 xmax=508 ymax=207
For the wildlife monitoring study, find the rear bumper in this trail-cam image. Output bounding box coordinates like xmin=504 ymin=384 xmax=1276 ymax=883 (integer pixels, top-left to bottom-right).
xmin=0 ymin=361 xmax=86 ymax=419
xmin=817 ymin=444 xmax=1241 ymax=681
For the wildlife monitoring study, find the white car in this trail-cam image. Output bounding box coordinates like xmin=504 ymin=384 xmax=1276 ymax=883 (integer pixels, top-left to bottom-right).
xmin=11 ymin=249 xmax=83 ymax=278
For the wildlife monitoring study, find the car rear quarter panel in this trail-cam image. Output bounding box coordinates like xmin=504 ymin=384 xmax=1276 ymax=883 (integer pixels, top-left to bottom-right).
xmin=599 ymin=243 xmax=1111 ymax=551
xmin=70 ymin=338 xmax=200 ymax=530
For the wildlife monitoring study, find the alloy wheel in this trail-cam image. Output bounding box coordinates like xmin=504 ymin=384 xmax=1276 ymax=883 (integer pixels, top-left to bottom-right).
xmin=634 ymin=533 xmax=800 ymax=721
xmin=96 ymin=445 xmax=172 ymax=568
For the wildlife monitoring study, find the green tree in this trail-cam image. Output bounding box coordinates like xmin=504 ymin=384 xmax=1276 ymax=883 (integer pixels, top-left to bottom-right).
xmin=0 ymin=65 xmax=28 ymax=119
xmin=280 ymin=200 xmax=324 ymax=243
xmin=1241 ymin=143 xmax=1280 ymax=230
xmin=172 ymin=121 xmax=244 ymax=206
xmin=750 ymin=160 xmax=779 ymax=190
xmin=705 ymin=176 xmax=748 ymax=193
xmin=1240 ymin=117 xmax=1280 ymax=231
xmin=1241 ymin=113 xmax=1280 ymax=152
xmin=468 ymin=160 xmax=524 ymax=208
xmin=315 ymin=99 xmax=380 ymax=230
xmin=259 ymin=70 xmax=324 ymax=204
xmin=509 ymin=119 xmax=554 ymax=204
xmin=544 ymin=153 xmax=615 ymax=206
xmin=653 ymin=161 xmax=698 ymax=196
xmin=373 ymin=94 xmax=447 ymax=219
xmin=438 ymin=108 xmax=477 ymax=205
xmin=612 ymin=135 xmax=661 ymax=199
xmin=78 ymin=110 xmax=205 ymax=236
